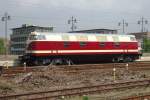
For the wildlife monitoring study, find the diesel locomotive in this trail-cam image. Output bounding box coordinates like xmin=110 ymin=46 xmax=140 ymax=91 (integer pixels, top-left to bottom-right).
xmin=20 ymin=32 xmax=141 ymax=65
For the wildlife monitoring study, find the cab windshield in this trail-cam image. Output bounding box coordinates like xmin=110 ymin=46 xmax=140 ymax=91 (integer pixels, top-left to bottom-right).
xmin=29 ymin=34 xmax=46 ymax=40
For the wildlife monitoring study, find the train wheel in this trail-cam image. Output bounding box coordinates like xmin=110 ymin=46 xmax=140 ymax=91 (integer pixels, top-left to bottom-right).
xmin=34 ymin=59 xmax=45 ymax=66
xmin=112 ymin=58 xmax=119 ymax=63
xmin=32 ymin=58 xmax=51 ymax=66
xmin=124 ymin=57 xmax=133 ymax=62
xmin=66 ymin=59 xmax=74 ymax=66
xmin=34 ymin=60 xmax=39 ymax=66
xmin=50 ymin=58 xmax=74 ymax=65
xmin=50 ymin=58 xmax=63 ymax=65
xmin=42 ymin=59 xmax=51 ymax=66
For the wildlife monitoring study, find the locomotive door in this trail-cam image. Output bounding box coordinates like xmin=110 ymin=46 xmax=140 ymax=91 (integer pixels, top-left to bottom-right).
xmin=124 ymin=43 xmax=128 ymax=54
xmin=51 ymin=42 xmax=58 ymax=55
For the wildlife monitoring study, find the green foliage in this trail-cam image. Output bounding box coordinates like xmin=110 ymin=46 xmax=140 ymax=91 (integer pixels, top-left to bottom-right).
xmin=0 ymin=38 xmax=5 ymax=54
xmin=82 ymin=96 xmax=89 ymax=100
xmin=143 ymin=38 xmax=150 ymax=52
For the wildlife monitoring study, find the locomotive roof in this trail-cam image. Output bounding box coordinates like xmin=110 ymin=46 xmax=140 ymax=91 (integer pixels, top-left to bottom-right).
xmin=30 ymin=32 xmax=136 ymax=42
xmin=32 ymin=32 xmax=135 ymax=37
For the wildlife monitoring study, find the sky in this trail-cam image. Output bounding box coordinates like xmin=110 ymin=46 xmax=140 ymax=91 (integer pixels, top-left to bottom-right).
xmin=0 ymin=0 xmax=150 ymax=37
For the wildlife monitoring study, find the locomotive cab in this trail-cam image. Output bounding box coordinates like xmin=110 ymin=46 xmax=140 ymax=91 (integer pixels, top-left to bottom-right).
xmin=21 ymin=32 xmax=47 ymax=66
xmin=26 ymin=32 xmax=46 ymax=51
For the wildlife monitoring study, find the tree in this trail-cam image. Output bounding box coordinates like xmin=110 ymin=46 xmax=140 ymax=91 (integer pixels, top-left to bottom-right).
xmin=143 ymin=38 xmax=150 ymax=52
xmin=0 ymin=38 xmax=5 ymax=54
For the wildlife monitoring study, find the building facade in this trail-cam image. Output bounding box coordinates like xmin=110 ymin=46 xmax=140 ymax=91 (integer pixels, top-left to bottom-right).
xmin=10 ymin=24 xmax=53 ymax=55
xmin=69 ymin=29 xmax=117 ymax=34
xmin=128 ymin=32 xmax=150 ymax=52
xmin=128 ymin=32 xmax=150 ymax=45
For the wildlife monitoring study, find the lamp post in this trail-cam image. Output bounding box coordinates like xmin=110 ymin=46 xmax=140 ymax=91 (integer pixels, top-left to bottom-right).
xmin=118 ymin=19 xmax=128 ymax=34
xmin=138 ymin=17 xmax=148 ymax=32
xmin=68 ymin=16 xmax=77 ymax=32
xmin=1 ymin=12 xmax=11 ymax=58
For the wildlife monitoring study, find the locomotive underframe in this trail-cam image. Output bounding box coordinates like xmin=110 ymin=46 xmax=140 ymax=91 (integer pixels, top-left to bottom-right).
xmin=21 ymin=53 xmax=140 ymax=66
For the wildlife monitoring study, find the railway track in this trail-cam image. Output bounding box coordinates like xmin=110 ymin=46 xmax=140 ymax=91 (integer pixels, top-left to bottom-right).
xmin=0 ymin=79 xmax=150 ymax=100
xmin=1 ymin=61 xmax=150 ymax=76
xmin=121 ymin=93 xmax=150 ymax=100
xmin=1 ymin=67 xmax=42 ymax=76
xmin=60 ymin=62 xmax=150 ymax=70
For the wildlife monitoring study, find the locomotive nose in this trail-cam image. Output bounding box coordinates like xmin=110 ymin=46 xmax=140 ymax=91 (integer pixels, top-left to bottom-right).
xmin=27 ymin=42 xmax=36 ymax=50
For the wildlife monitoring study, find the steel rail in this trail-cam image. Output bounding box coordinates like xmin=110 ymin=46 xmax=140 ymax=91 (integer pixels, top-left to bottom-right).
xmin=121 ymin=94 xmax=150 ymax=100
xmin=1 ymin=61 xmax=150 ymax=76
xmin=0 ymin=79 xmax=150 ymax=100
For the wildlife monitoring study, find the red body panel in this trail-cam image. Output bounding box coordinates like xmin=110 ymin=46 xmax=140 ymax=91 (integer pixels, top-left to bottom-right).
xmin=27 ymin=41 xmax=139 ymax=56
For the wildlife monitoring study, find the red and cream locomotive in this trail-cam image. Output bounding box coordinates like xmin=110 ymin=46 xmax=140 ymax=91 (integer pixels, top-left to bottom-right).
xmin=21 ymin=32 xmax=141 ymax=65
